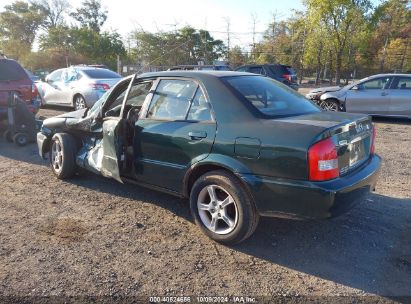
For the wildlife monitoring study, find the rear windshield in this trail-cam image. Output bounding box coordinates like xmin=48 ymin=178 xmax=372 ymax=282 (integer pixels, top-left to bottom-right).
xmin=0 ymin=60 xmax=28 ymax=81
xmin=225 ymin=76 xmax=319 ymax=118
xmin=81 ymin=69 xmax=121 ymax=79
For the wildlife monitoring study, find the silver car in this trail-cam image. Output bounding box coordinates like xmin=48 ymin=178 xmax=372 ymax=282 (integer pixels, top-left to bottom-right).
xmin=38 ymin=66 xmax=122 ymax=110
xmin=306 ymin=74 xmax=411 ymax=118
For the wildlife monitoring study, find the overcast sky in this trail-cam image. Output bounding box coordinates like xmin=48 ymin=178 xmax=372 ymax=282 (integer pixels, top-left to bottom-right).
xmin=0 ymin=0 xmax=307 ymax=49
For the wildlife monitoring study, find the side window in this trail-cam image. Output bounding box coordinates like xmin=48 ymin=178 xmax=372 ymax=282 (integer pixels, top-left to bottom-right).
xmin=248 ymin=67 xmax=263 ymax=75
xmin=104 ymin=79 xmax=131 ymax=117
xmin=393 ymin=77 xmax=411 ymax=90
xmin=48 ymin=70 xmax=62 ymax=82
xmin=360 ymin=77 xmax=392 ymax=90
xmin=147 ymin=79 xmax=197 ymax=120
xmin=126 ymin=81 xmax=153 ymax=107
xmin=187 ymin=88 xmax=212 ymax=121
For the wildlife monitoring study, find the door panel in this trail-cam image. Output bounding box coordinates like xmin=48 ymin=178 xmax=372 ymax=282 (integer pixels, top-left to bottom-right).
xmin=388 ymin=77 xmax=411 ymax=117
xmin=345 ymin=77 xmax=392 ymax=114
xmin=131 ymin=78 xmax=216 ymax=192
xmin=133 ymin=120 xmax=216 ymax=192
xmin=345 ymin=89 xmax=389 ymax=114
xmin=101 ymin=118 xmax=123 ymax=183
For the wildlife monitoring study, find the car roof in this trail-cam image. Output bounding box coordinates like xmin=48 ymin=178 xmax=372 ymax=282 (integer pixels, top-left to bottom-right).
xmin=138 ymin=70 xmax=253 ymax=80
xmin=368 ymin=73 xmax=411 ymax=77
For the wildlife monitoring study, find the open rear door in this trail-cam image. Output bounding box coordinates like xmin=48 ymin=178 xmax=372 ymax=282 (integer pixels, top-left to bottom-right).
xmin=101 ymin=117 xmax=124 ymax=183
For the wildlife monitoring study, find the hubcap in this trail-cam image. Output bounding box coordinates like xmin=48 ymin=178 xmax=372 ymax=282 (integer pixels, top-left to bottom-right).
xmin=17 ymin=136 xmax=26 ymax=145
xmin=324 ymin=101 xmax=338 ymax=111
xmin=51 ymin=140 xmax=63 ymax=173
xmin=197 ymin=185 xmax=238 ymax=235
xmin=75 ymin=96 xmax=86 ymax=110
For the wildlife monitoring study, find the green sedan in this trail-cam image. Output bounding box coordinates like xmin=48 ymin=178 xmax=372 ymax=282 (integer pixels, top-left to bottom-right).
xmin=37 ymin=71 xmax=381 ymax=244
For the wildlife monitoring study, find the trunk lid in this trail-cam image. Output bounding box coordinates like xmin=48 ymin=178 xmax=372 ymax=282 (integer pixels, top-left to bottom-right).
xmin=275 ymin=112 xmax=373 ymax=176
xmin=93 ymin=78 xmax=121 ymax=89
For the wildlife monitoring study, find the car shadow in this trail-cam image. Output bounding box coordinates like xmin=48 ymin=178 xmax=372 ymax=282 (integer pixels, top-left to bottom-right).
xmin=234 ymin=193 xmax=411 ymax=298
xmin=372 ymin=116 xmax=411 ymax=125
xmin=0 ymin=141 xmax=47 ymax=166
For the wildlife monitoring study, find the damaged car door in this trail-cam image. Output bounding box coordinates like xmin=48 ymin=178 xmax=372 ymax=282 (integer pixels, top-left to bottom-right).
xmin=133 ymin=78 xmax=217 ymax=192
xmin=98 ymin=77 xmax=133 ymax=182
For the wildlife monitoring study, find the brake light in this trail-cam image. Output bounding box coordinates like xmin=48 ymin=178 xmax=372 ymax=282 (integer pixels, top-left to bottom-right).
xmin=282 ymin=74 xmax=292 ymax=82
xmin=370 ymin=124 xmax=376 ymax=154
xmin=308 ymin=137 xmax=339 ymax=181
xmin=91 ymin=83 xmax=110 ymax=91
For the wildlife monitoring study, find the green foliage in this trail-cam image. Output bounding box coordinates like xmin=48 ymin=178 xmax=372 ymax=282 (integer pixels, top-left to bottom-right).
xmin=69 ymin=0 xmax=107 ymax=32
xmin=128 ymin=26 xmax=225 ymax=67
xmin=0 ymin=1 xmax=45 ymax=59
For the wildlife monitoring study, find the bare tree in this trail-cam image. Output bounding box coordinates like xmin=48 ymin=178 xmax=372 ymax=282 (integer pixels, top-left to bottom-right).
xmin=36 ymin=0 xmax=70 ymax=29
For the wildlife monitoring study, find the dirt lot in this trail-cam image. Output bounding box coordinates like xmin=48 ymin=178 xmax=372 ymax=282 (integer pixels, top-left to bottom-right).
xmin=0 ymin=103 xmax=410 ymax=302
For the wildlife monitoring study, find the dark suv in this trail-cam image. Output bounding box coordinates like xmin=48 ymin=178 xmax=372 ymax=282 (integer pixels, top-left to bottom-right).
xmin=235 ymin=64 xmax=298 ymax=90
xmin=169 ymin=65 xmax=232 ymax=71
xmin=0 ymin=59 xmax=40 ymax=116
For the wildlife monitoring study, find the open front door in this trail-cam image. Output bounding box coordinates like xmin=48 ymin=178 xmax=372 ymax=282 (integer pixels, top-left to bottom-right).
xmin=101 ymin=117 xmax=124 ymax=183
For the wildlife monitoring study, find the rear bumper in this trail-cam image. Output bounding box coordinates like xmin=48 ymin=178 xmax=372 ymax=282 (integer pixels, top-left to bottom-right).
xmin=239 ymin=154 xmax=381 ymax=219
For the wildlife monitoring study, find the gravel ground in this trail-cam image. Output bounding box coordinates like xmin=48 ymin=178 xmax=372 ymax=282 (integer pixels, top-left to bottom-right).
xmin=0 ymin=102 xmax=410 ymax=302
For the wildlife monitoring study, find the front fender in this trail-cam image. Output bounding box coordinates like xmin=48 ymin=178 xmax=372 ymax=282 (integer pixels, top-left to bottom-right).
xmin=320 ymin=92 xmax=345 ymax=102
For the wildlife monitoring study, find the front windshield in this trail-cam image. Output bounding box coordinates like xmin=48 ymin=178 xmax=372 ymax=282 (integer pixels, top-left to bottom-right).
xmin=225 ymin=76 xmax=320 ymax=118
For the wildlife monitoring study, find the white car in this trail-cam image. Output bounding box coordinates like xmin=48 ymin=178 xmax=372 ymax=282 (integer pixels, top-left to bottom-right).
xmin=38 ymin=66 xmax=122 ymax=110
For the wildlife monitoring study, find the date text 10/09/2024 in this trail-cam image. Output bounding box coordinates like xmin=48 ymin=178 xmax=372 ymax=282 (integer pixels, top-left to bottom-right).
xmin=149 ymin=296 xmax=257 ymax=303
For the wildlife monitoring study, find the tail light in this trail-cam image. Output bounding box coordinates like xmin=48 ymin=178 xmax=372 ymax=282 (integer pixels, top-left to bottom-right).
xmin=308 ymin=137 xmax=339 ymax=181
xmin=282 ymin=74 xmax=292 ymax=82
xmin=90 ymin=83 xmax=110 ymax=91
xmin=370 ymin=124 xmax=376 ymax=154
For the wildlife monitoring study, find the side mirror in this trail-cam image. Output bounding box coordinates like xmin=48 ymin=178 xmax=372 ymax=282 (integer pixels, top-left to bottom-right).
xmin=351 ymin=85 xmax=359 ymax=91
xmin=46 ymin=77 xmax=53 ymax=84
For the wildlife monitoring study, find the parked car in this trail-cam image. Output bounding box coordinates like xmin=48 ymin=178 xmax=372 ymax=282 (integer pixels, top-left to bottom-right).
xmin=37 ymin=71 xmax=380 ymax=244
xmin=25 ymin=69 xmax=41 ymax=82
xmin=37 ymin=66 xmax=122 ymax=110
xmin=235 ymin=64 xmax=298 ymax=90
xmin=307 ymin=74 xmax=411 ymax=118
xmin=0 ymin=58 xmax=40 ymax=115
xmin=168 ymin=65 xmax=232 ymax=71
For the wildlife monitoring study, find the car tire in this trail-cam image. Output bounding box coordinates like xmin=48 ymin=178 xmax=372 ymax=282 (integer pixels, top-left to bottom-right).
xmin=322 ymin=99 xmax=340 ymax=112
xmin=49 ymin=133 xmax=77 ymax=179
xmin=189 ymin=170 xmax=259 ymax=244
xmin=73 ymin=95 xmax=87 ymax=111
xmin=3 ymin=130 xmax=13 ymax=142
xmin=13 ymin=133 xmax=28 ymax=146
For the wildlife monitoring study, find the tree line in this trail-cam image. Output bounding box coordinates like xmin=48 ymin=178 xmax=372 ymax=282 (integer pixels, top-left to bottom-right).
xmin=0 ymin=0 xmax=409 ymax=84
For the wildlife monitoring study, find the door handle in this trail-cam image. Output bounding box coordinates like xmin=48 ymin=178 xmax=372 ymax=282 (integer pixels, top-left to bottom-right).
xmin=188 ymin=131 xmax=207 ymax=140
xmin=381 ymin=92 xmax=388 ymax=96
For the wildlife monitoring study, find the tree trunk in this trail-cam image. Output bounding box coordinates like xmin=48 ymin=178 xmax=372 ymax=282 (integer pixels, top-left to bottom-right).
xmin=335 ymin=49 xmax=343 ymax=85
xmin=328 ymin=50 xmax=333 ymax=85
xmin=315 ymin=44 xmax=323 ymax=85
xmin=380 ymin=37 xmax=389 ymax=72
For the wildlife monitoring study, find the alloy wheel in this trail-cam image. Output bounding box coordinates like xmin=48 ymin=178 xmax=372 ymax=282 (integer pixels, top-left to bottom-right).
xmin=74 ymin=96 xmax=86 ymax=110
xmin=197 ymin=185 xmax=238 ymax=235
xmin=51 ymin=140 xmax=63 ymax=173
xmin=323 ymin=100 xmax=339 ymax=111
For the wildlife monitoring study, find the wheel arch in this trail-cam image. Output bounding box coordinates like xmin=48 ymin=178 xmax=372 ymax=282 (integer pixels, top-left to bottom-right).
xmin=182 ymin=156 xmax=254 ymax=201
